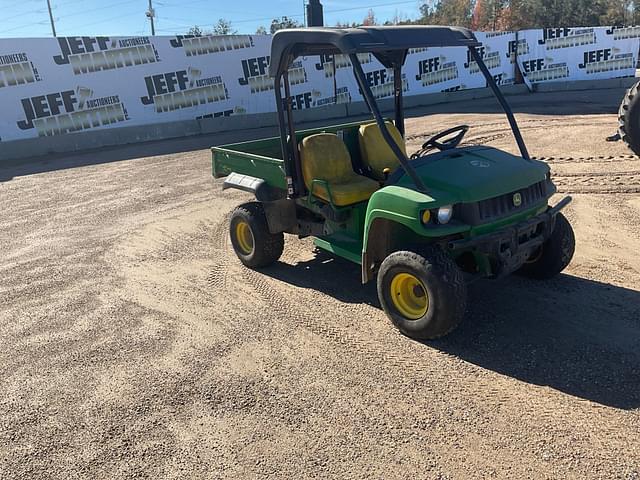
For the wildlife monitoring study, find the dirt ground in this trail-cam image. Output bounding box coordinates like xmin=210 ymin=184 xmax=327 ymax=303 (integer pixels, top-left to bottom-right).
xmin=1 ymin=88 xmax=639 ymax=479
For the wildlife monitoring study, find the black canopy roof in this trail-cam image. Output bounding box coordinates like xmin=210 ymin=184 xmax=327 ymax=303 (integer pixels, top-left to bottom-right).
xmin=269 ymin=26 xmax=480 ymax=77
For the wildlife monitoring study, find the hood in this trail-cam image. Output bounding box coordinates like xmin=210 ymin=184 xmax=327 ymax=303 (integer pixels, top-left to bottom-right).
xmin=390 ymin=146 xmax=549 ymax=203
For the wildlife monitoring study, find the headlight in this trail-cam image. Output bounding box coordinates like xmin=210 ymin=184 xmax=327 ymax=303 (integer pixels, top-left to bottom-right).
xmin=421 ymin=209 xmax=431 ymax=224
xmin=437 ymin=205 xmax=453 ymax=224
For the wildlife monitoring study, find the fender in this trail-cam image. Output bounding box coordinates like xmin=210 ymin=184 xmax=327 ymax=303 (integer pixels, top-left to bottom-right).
xmin=361 ymin=185 xmax=468 ymax=283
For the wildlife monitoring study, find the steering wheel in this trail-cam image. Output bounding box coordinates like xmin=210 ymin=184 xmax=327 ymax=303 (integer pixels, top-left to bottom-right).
xmin=422 ymin=125 xmax=469 ymax=152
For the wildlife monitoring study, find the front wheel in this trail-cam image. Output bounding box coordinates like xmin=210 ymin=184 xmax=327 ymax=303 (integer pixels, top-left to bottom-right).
xmin=229 ymin=202 xmax=284 ymax=268
xmin=518 ymin=212 xmax=575 ymax=279
xmin=377 ymin=248 xmax=467 ymax=340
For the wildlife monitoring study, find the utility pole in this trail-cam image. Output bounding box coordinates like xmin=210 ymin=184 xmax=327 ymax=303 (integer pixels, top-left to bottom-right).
xmin=46 ymin=0 xmax=56 ymax=37
xmin=303 ymin=1 xmax=307 ymax=27
xmin=146 ymin=0 xmax=156 ymax=35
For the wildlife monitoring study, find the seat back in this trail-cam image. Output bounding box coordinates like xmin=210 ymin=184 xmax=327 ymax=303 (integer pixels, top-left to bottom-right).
xmin=358 ymin=122 xmax=407 ymax=181
xmin=299 ymin=133 xmax=354 ymax=189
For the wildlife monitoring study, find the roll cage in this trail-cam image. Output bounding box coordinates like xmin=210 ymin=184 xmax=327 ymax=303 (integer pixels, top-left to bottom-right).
xmin=269 ymin=26 xmax=531 ymax=197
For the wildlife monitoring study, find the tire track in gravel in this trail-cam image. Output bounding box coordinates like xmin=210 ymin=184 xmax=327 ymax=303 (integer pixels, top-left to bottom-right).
xmin=234 ymin=255 xmax=640 ymax=451
xmin=553 ymin=171 xmax=640 ymax=194
xmin=238 ymin=265 xmax=445 ymax=372
xmin=238 ymin=258 xmax=533 ymax=402
xmin=536 ymin=154 xmax=639 ymax=164
xmin=463 ymin=121 xmax=609 ymax=146
xmin=406 ymin=116 xmax=640 ymax=193
xmin=206 ymin=211 xmax=233 ymax=289
xmin=405 ymin=117 xmax=606 ymax=143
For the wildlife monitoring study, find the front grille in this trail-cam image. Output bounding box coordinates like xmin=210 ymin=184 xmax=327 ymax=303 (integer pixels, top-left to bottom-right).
xmin=456 ymin=181 xmax=548 ymax=225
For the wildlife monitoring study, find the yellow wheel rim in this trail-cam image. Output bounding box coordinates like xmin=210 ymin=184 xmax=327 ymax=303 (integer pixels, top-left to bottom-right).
xmin=390 ymin=273 xmax=429 ymax=320
xmin=235 ymin=221 xmax=254 ymax=255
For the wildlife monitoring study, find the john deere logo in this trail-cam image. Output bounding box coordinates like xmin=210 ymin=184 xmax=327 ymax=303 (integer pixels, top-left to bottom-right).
xmin=513 ymin=192 xmax=522 ymax=207
xmin=470 ymin=159 xmax=490 ymax=168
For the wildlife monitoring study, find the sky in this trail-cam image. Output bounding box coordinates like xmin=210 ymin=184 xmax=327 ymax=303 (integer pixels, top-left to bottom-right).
xmin=0 ymin=0 xmax=423 ymax=38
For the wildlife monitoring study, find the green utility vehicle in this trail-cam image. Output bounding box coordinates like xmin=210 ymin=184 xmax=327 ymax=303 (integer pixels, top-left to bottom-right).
xmin=212 ymin=26 xmax=575 ymax=339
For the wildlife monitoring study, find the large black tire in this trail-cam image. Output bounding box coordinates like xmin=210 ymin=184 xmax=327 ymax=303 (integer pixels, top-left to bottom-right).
xmin=229 ymin=202 xmax=284 ymax=268
xmin=618 ymin=81 xmax=640 ymax=155
xmin=518 ymin=212 xmax=575 ymax=280
xmin=377 ymin=248 xmax=467 ymax=340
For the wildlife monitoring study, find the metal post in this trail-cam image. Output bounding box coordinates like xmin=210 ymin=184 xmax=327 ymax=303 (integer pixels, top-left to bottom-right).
xmin=46 ymin=0 xmax=56 ymax=37
xmin=282 ymin=70 xmax=305 ymax=195
xmin=274 ymin=74 xmax=296 ymax=197
xmin=393 ymin=65 xmax=404 ymax=137
xmin=147 ymin=0 xmax=156 ymax=36
xmin=306 ymin=0 xmax=324 ymax=27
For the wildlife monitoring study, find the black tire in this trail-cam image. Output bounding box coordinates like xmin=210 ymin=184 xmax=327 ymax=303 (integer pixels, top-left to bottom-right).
xmin=518 ymin=212 xmax=575 ymax=280
xmin=377 ymin=248 xmax=467 ymax=340
xmin=618 ymin=81 xmax=640 ymax=155
xmin=229 ymin=202 xmax=284 ymax=268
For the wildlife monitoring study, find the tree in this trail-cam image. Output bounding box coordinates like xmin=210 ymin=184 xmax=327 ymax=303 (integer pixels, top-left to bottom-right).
xmin=386 ymin=9 xmax=410 ymax=25
xmin=270 ymin=16 xmax=303 ymax=33
xmin=255 ymin=25 xmax=268 ymax=34
xmin=212 ymin=18 xmax=237 ymax=35
xmin=335 ymin=20 xmax=358 ymax=27
xmin=419 ymin=0 xmax=473 ymax=27
xmin=471 ymin=0 xmax=510 ymax=30
xmin=187 ymin=25 xmax=203 ymax=36
xmin=362 ymin=9 xmax=377 ymax=25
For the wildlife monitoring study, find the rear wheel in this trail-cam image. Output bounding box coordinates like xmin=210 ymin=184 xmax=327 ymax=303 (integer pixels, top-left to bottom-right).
xmin=229 ymin=202 xmax=284 ymax=268
xmin=618 ymin=80 xmax=640 ymax=155
xmin=518 ymin=212 xmax=575 ymax=279
xmin=377 ymin=248 xmax=467 ymax=340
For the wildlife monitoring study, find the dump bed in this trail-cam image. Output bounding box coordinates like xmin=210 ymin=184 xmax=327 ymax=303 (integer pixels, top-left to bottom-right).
xmin=211 ymin=119 xmax=373 ymax=191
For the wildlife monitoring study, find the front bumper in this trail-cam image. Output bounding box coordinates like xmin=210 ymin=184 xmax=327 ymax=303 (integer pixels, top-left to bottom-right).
xmin=447 ymin=196 xmax=572 ymax=278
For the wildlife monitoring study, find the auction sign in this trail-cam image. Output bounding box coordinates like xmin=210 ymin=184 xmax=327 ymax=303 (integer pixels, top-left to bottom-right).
xmin=0 ymin=28 xmax=638 ymax=142
xmin=517 ymin=27 xmax=640 ymax=87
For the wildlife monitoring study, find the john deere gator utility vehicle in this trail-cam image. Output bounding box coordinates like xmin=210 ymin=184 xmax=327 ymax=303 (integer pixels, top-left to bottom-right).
xmin=212 ymin=26 xmax=575 ymax=339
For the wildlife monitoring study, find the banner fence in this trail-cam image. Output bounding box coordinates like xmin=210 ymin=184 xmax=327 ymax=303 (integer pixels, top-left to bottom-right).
xmin=0 ymin=27 xmax=638 ymax=142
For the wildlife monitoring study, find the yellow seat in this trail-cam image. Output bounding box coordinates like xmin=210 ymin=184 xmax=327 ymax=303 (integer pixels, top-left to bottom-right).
xmin=358 ymin=121 xmax=407 ymax=181
xmin=299 ymin=133 xmax=379 ymax=207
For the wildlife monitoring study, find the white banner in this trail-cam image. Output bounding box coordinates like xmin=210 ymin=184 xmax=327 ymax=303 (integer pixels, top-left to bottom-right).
xmin=0 ymin=28 xmax=637 ymax=142
xmin=517 ymin=27 xmax=640 ymax=87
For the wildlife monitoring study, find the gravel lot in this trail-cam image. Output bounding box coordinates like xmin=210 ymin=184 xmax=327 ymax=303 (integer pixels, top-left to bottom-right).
xmin=1 ymin=88 xmax=639 ymax=479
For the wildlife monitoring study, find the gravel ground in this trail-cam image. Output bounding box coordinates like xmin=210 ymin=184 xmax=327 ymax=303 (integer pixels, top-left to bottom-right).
xmin=1 ymin=88 xmax=639 ymax=479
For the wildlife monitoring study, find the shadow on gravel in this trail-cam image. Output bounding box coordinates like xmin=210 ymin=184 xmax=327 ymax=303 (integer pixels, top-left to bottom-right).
xmin=263 ymin=250 xmax=640 ymax=409
xmin=437 ymin=274 xmax=640 ymax=410
xmin=263 ymin=249 xmax=379 ymax=305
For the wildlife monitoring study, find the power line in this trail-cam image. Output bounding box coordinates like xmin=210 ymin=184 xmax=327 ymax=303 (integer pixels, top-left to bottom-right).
xmin=53 ymin=0 xmax=97 ymax=7
xmin=1 ymin=0 xmax=420 ymax=37
xmin=0 ymin=20 xmax=50 ymax=36
xmin=3 ymin=0 xmax=41 ymax=9
xmin=151 ymin=0 xmax=419 ymax=29
xmin=60 ymin=0 xmax=134 ymax=19
xmin=4 ymin=8 xmax=46 ymax=23
xmin=157 ymin=0 xmax=253 ymax=12
xmin=68 ymin=10 xmax=143 ymax=30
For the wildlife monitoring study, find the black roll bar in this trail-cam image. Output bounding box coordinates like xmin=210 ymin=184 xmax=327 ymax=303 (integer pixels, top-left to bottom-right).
xmin=393 ymin=64 xmax=404 ymax=137
xmin=349 ymin=53 xmax=428 ymax=192
xmin=468 ymin=46 xmax=530 ymax=160
xmin=274 ymin=73 xmax=294 ymax=196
